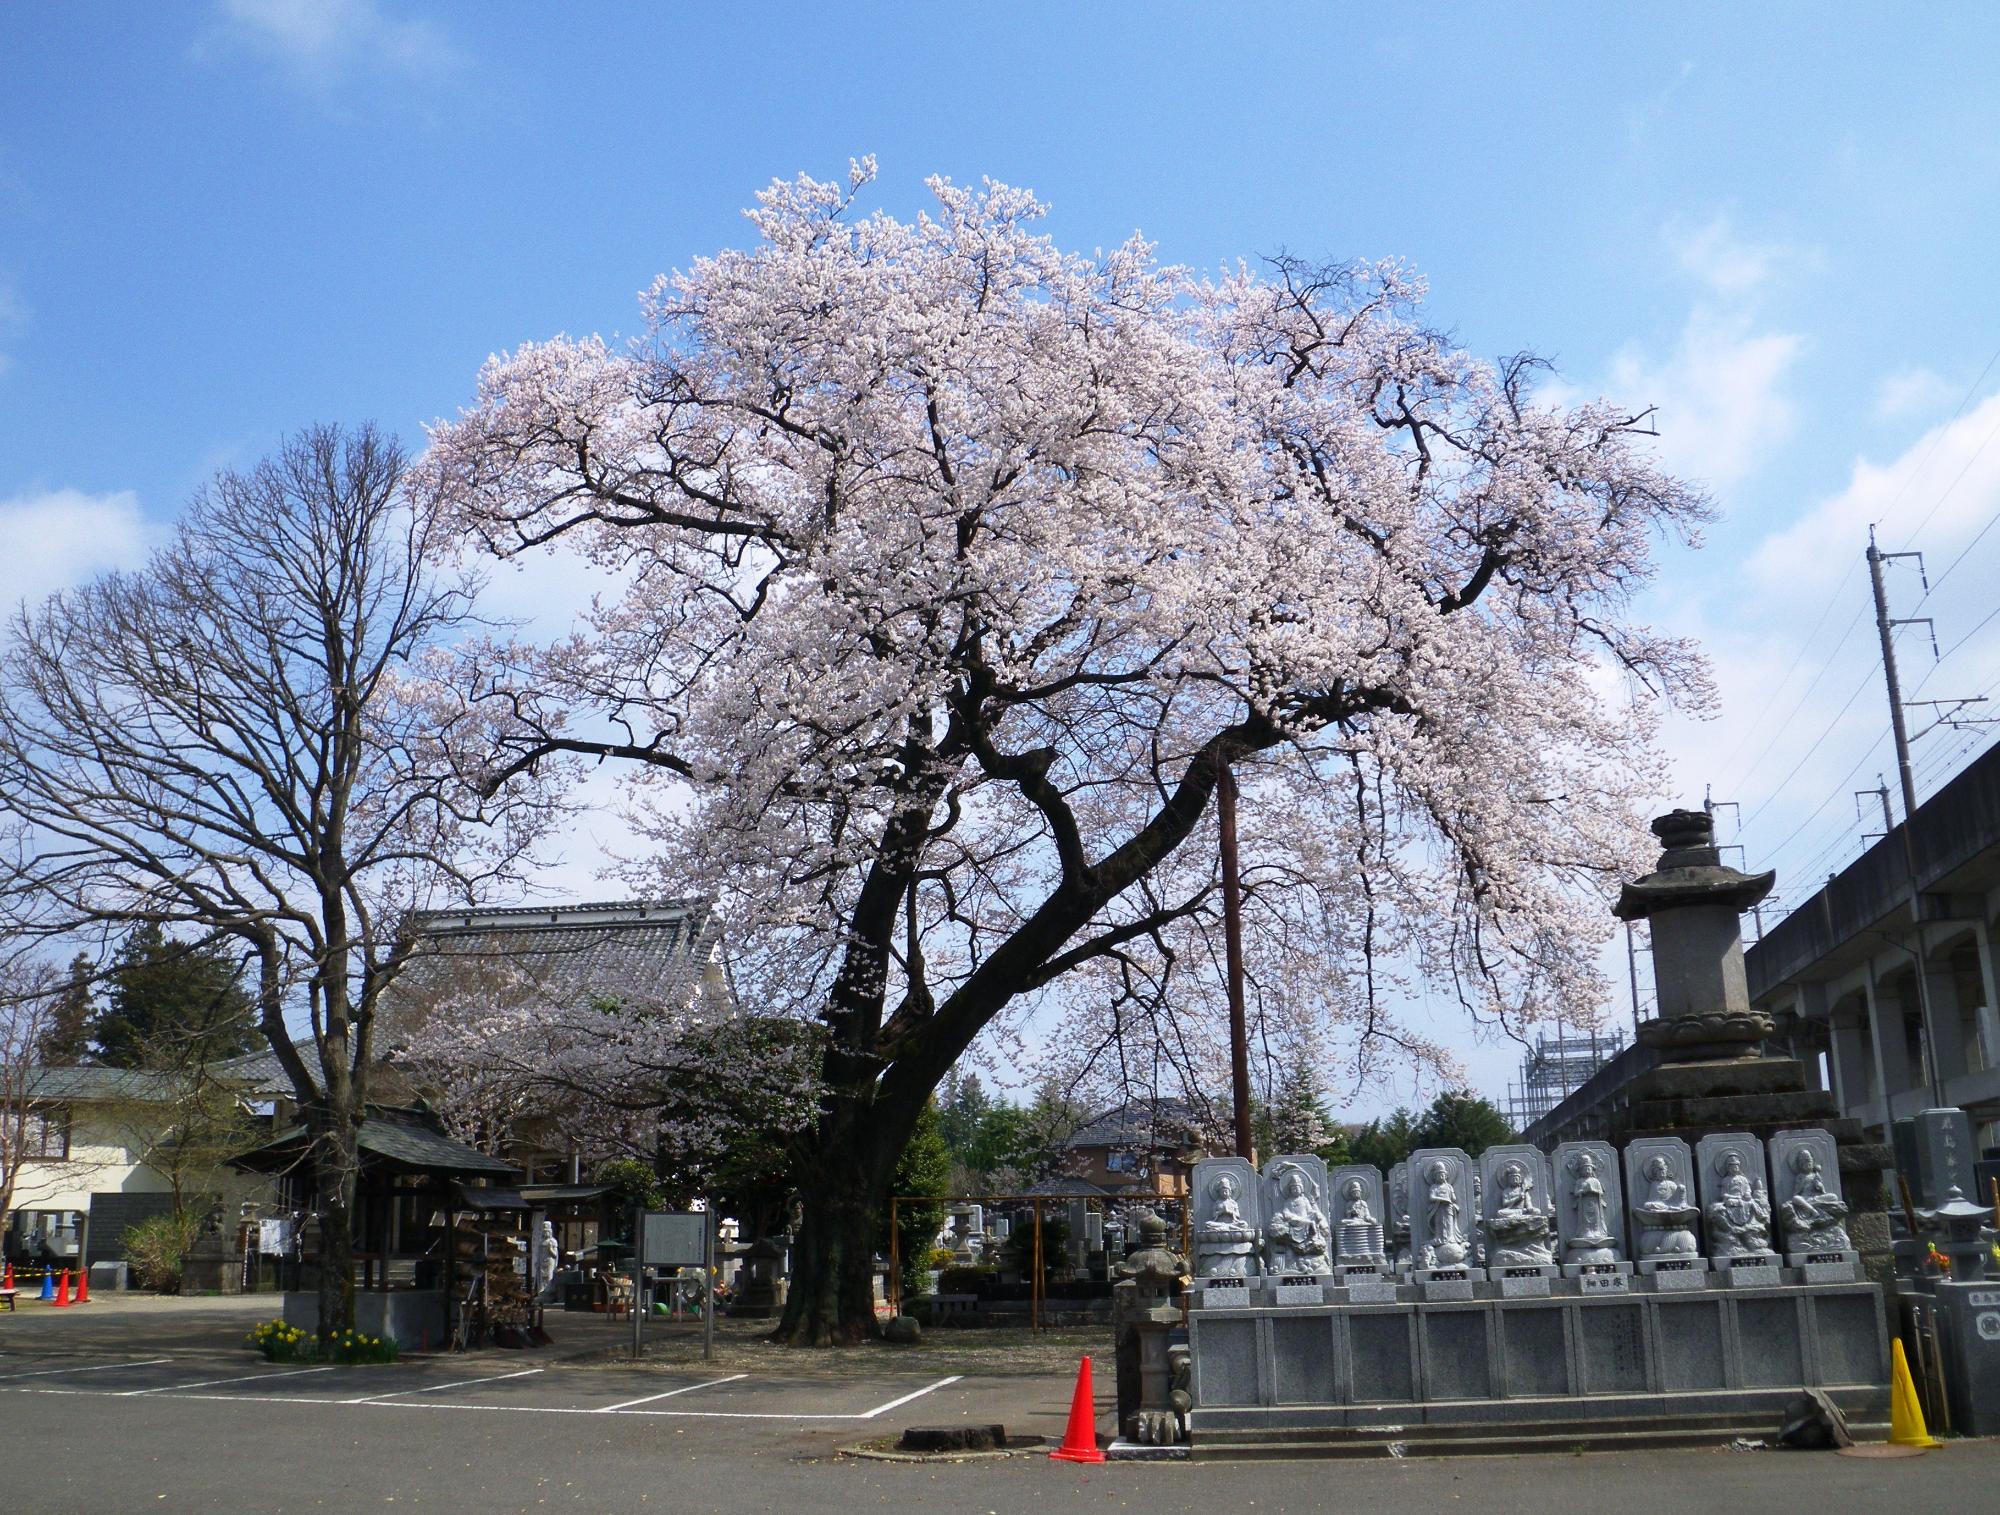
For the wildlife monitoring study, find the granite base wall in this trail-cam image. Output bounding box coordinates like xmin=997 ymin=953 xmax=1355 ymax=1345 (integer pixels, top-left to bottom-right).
xmin=283 ymin=1289 xmax=447 ymax=1350
xmin=1187 ymin=1282 xmax=1887 ymax=1435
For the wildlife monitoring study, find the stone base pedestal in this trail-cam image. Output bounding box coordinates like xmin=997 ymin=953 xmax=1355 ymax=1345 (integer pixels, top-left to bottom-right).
xmin=1192 ymin=1278 xmax=1252 ymax=1309
xmin=1787 ymin=1250 xmax=1862 ymax=1284
xmin=1333 ymin=1261 xmax=1388 ymax=1284
xmin=1186 ymin=1279 xmax=1889 ymax=1450
xmin=1563 ymin=1262 xmax=1633 ymax=1294
xmin=1271 ymin=1276 xmax=1330 ymax=1306
xmin=1412 ymin=1266 xmax=1482 ymax=1301
xmin=1712 ymin=1256 xmax=1781 ymax=1288
xmin=1335 ymin=1277 xmax=1401 ymax=1304
xmin=1493 ymin=1265 xmax=1559 ymax=1298
xmin=1636 ymin=1258 xmax=1709 ymax=1291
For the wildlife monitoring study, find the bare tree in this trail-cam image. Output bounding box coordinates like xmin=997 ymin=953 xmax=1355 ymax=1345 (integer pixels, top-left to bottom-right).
xmin=0 ymin=425 xmax=562 ymax=1338
xmin=0 ymin=955 xmax=71 ymax=1245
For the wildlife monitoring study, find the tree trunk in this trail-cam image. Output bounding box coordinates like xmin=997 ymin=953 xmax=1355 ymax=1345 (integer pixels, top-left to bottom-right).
xmin=311 ymin=1112 xmax=360 ymax=1343
xmin=771 ymin=1095 xmax=909 ymax=1346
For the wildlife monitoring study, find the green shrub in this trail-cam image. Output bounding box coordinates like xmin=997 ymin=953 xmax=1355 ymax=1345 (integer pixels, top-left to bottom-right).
xmin=247 ymin=1318 xmax=399 ymax=1364
xmin=123 ymin=1212 xmax=201 ymax=1293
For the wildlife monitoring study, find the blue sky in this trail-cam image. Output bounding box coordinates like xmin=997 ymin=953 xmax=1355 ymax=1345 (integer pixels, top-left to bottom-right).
xmin=5 ymin=3 xmax=1999 ymax=1107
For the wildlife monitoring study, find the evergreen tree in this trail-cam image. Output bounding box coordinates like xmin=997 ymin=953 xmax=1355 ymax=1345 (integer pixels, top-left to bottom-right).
xmin=884 ymin=1098 xmax=951 ymax=1302
xmin=1409 ymin=1090 xmax=1514 ymax=1158
xmin=1349 ymin=1107 xmax=1421 ymax=1172
xmin=36 ymin=953 xmax=96 ymax=1064
xmin=91 ymin=924 xmax=256 ymax=1069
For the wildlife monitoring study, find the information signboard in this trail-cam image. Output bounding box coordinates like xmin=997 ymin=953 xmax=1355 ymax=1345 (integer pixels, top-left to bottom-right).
xmin=640 ymin=1211 xmax=708 ymax=1269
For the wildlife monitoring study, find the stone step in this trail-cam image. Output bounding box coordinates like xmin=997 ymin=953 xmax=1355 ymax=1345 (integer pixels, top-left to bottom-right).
xmin=1190 ymin=1422 xmax=1891 ymax=1461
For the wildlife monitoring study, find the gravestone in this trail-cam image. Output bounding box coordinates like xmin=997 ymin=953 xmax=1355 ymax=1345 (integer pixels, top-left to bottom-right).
xmin=1189 ymin=1157 xmax=1259 ymax=1305
xmin=1479 ymin=1145 xmax=1560 ymax=1296
xmin=1624 ymin=1135 xmax=1707 ymax=1288
xmin=1407 ymin=1147 xmax=1483 ymax=1297
xmin=1696 ymin=1132 xmax=1780 ymax=1286
xmin=1261 ymin=1154 xmax=1333 ymax=1301
xmin=1909 ymin=1108 xmax=1977 ymax=1210
xmin=1768 ymin=1128 xmax=1861 ymax=1282
xmin=1553 ymin=1140 xmax=1632 ymax=1292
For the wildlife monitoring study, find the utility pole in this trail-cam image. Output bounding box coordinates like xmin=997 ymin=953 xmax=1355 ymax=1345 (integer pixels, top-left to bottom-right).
xmin=1867 ymin=528 xmax=1926 ymax=822
xmin=1217 ymin=761 xmax=1254 ymax=1162
xmin=1864 ymin=529 xmax=1945 ymax=1107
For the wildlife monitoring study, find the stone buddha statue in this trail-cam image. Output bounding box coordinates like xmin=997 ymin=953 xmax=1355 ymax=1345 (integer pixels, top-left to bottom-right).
xmin=1194 ymin=1172 xmax=1258 ymax=1278
xmin=1563 ymin=1149 xmax=1619 ymax=1266
xmin=1262 ymin=1163 xmax=1331 ymax=1276
xmin=1485 ymin=1160 xmax=1556 ymax=1268
xmin=1704 ymin=1150 xmax=1774 ymax=1259
xmin=1335 ymin=1177 xmax=1384 ymax=1266
xmin=1420 ymin=1159 xmax=1470 ymax=1269
xmin=1778 ymin=1148 xmax=1852 ymax=1254
xmin=1634 ymin=1154 xmax=1700 ymax=1261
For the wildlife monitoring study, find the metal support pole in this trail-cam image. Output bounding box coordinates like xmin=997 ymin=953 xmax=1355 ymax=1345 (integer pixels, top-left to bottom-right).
xmin=703 ymin=1210 xmax=715 ymax=1364
xmin=1218 ymin=762 xmax=1254 ymax=1162
xmin=631 ymin=1203 xmax=642 ymax=1363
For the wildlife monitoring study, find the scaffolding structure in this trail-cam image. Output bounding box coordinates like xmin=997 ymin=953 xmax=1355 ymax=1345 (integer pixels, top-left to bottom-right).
xmin=1503 ymin=1028 xmax=1627 ymax=1131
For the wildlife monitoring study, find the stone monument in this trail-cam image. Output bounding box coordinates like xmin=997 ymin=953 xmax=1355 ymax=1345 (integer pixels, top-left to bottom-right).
xmin=1260 ymin=1155 xmax=1333 ymax=1301
xmin=1609 ymin=808 xmax=1892 ymax=1284
xmin=1696 ymin=1132 xmax=1780 ymax=1285
xmin=1328 ymin=1165 xmax=1387 ymax=1272
xmin=1624 ymin=1136 xmax=1707 ymax=1289
xmin=1408 ymin=1147 xmax=1483 ymax=1297
xmin=1768 ymin=1128 xmax=1861 ymax=1282
xmin=1189 ymin=1157 xmax=1259 ymax=1305
xmin=1553 ymin=1140 xmax=1631 ymax=1291
xmin=1479 ymin=1145 xmax=1560 ymax=1296
xmin=1386 ymin=1161 xmax=1413 ymax=1273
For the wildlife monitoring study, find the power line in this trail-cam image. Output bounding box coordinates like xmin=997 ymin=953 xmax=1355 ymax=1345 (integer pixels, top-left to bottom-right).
xmin=1739 ymin=658 xmax=1883 ymax=830
xmin=1719 ymin=606 xmax=1868 ymax=797
xmin=1710 ymin=564 xmax=1861 ymax=788
xmin=1893 ymin=342 xmax=2000 ymax=548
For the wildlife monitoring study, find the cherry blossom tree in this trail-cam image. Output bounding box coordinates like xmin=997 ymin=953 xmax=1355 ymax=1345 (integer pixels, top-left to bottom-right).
xmin=425 ymin=162 xmax=1710 ymax=1344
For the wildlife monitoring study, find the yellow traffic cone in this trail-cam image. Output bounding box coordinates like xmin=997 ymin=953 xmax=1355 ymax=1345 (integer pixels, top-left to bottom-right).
xmin=1889 ymin=1339 xmax=1941 ymax=1449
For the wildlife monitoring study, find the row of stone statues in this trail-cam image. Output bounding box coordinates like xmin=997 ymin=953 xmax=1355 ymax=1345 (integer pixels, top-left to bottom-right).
xmin=1192 ymin=1129 xmax=1855 ymax=1281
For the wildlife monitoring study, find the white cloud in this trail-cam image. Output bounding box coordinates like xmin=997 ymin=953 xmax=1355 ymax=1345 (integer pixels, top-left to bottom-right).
xmin=1606 ymin=306 xmax=1802 ymax=492
xmin=200 ymin=0 xmax=460 ymax=87
xmin=1750 ymin=388 xmax=2000 ymax=594
xmin=0 ymin=488 xmax=152 ymax=617
xmin=1669 ymin=216 xmax=1790 ymax=298
xmin=1874 ymin=365 xmax=1958 ymax=420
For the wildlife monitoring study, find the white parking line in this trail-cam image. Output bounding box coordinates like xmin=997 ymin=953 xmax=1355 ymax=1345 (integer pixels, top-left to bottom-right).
xmin=597 ymin=1373 xmax=748 ymax=1413
xmin=343 ymin=1367 xmax=543 ymax=1405
xmin=0 ymin=1358 xmax=174 ymax=1383
xmin=858 ymin=1375 xmax=963 ymax=1418
xmin=121 ymin=1365 xmax=338 ymax=1397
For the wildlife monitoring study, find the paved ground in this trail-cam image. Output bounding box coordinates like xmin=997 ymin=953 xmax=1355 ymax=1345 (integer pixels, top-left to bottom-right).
xmin=2 ymin=1299 xmax=1996 ymax=1513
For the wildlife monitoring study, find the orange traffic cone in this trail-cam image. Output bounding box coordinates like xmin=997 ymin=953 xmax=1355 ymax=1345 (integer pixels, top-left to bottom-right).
xmin=1049 ymin=1354 xmax=1106 ymax=1463
xmin=3 ymin=1261 xmax=12 ymax=1291
xmin=73 ymin=1266 xmax=89 ymax=1304
xmin=52 ymin=1269 xmax=70 ymax=1307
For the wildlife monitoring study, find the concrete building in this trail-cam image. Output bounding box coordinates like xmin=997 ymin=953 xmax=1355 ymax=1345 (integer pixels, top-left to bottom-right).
xmin=1523 ymin=742 xmax=2000 ymax=1155
xmin=1747 ymin=743 xmax=2000 ymax=1152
